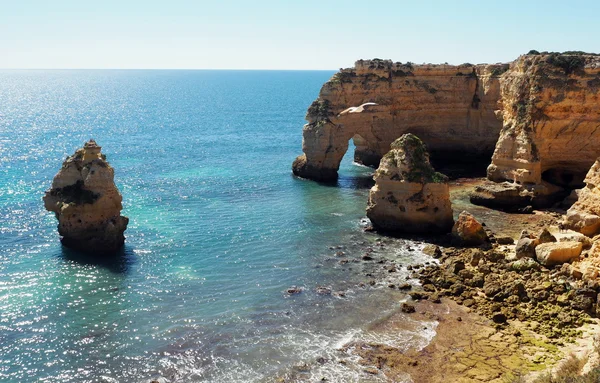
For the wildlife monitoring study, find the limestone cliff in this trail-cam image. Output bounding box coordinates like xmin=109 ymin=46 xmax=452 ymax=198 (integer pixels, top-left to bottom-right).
xmin=292 ymin=59 xmax=506 ymax=181
xmin=484 ymin=52 xmax=600 ymax=205
xmin=44 ymin=140 xmax=129 ymax=254
xmin=366 ymin=134 xmax=453 ymax=233
xmin=564 ymin=158 xmax=600 ymax=236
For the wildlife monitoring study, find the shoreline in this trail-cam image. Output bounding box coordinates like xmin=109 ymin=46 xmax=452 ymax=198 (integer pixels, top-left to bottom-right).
xmin=336 ymin=178 xmax=600 ymax=383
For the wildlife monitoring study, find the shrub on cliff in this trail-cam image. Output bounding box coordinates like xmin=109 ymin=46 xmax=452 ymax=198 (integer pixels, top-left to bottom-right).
xmin=545 ymin=53 xmax=585 ymax=75
xmin=307 ymin=99 xmax=331 ymax=121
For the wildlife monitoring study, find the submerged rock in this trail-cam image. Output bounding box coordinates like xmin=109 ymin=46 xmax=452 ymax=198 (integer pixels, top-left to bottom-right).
xmin=366 ymin=134 xmax=453 ymax=234
xmin=43 ymin=140 xmax=128 ymax=254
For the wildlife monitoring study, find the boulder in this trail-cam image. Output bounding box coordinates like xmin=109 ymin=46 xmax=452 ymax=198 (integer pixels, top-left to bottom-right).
xmin=537 ymin=228 xmax=557 ymax=244
xmin=422 ymin=244 xmax=442 ymax=258
xmin=43 ymin=140 xmax=128 ymax=254
xmin=366 ymin=134 xmax=453 ymax=233
xmin=515 ymin=237 xmax=538 ymax=259
xmin=451 ymin=211 xmax=488 ymax=246
xmin=535 ymin=242 xmax=583 ymax=267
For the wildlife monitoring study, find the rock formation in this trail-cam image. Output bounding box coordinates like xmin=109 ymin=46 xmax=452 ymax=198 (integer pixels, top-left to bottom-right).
xmin=366 ymin=134 xmax=453 ymax=233
xmin=293 ymin=53 xmax=600 ymax=210
xmin=564 ymin=158 xmax=600 ymax=236
xmin=44 ymin=140 xmax=129 ymax=254
xmin=477 ymin=52 xmax=600 ymax=208
xmin=292 ymin=59 xmax=506 ymax=181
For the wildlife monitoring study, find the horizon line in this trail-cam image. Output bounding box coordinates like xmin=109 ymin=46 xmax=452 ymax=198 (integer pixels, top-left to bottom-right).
xmin=0 ymin=67 xmax=340 ymax=71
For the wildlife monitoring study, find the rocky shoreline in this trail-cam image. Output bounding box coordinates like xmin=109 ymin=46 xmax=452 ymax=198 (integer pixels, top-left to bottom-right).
xmin=273 ymin=178 xmax=600 ymax=383
xmin=348 ymin=179 xmax=600 ymax=383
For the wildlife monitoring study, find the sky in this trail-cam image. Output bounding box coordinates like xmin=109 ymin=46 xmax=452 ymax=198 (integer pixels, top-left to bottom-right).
xmin=1 ymin=0 xmax=599 ymax=70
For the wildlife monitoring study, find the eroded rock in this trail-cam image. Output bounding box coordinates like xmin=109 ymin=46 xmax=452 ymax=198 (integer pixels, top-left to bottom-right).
xmin=564 ymin=158 xmax=600 ymax=236
xmin=366 ymin=134 xmax=453 ymax=233
xmin=292 ymin=60 xmax=505 ymax=181
xmin=487 ymin=53 xmax=600 ymax=207
xmin=44 ymin=140 xmax=128 ymax=254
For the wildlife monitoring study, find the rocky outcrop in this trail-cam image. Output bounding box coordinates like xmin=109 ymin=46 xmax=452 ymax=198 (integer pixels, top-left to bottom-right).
xmin=484 ymin=52 xmax=600 ymax=207
xmin=292 ymin=59 xmax=506 ymax=181
xmin=44 ymin=140 xmax=129 ymax=254
xmin=564 ymin=158 xmax=600 ymax=236
xmin=293 ymin=53 xmax=600 ymax=213
xmin=451 ymin=211 xmax=488 ymax=246
xmin=366 ymin=134 xmax=453 ymax=233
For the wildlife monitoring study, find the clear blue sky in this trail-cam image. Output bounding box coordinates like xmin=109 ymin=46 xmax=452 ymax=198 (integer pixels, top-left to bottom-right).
xmin=1 ymin=0 xmax=598 ymax=69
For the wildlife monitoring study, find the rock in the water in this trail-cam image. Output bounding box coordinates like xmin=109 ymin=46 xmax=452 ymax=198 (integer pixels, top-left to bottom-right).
xmin=422 ymin=244 xmax=442 ymax=258
xmin=451 ymin=211 xmax=488 ymax=246
xmin=469 ymin=181 xmax=563 ymax=211
xmin=535 ymin=241 xmax=583 ymax=266
xmin=366 ymin=134 xmax=453 ymax=234
xmin=43 ymin=140 xmax=128 ymax=254
xmin=564 ymin=159 xmax=600 ymax=236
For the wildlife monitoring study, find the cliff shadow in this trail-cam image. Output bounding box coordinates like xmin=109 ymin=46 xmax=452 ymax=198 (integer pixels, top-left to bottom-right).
xmin=429 ymin=150 xmax=493 ymax=179
xmin=60 ymin=245 xmax=136 ymax=274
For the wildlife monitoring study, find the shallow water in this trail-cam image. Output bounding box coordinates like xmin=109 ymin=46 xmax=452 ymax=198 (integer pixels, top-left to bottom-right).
xmin=0 ymin=70 xmax=432 ymax=382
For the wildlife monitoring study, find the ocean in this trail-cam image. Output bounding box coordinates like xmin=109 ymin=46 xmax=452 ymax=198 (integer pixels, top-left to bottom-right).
xmin=0 ymin=70 xmax=433 ymax=382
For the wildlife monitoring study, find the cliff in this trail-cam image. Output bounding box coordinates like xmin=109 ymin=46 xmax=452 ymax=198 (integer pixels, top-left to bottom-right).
xmin=564 ymin=158 xmax=600 ymax=236
xmin=44 ymin=140 xmax=129 ymax=254
xmin=294 ymin=53 xmax=600 ymax=210
xmin=488 ymin=53 xmax=600 ymax=188
xmin=292 ymin=59 xmax=506 ymax=181
xmin=366 ymin=134 xmax=453 ymax=233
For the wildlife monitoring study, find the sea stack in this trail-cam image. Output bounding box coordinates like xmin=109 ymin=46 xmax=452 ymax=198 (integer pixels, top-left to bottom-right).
xmin=43 ymin=140 xmax=129 ymax=254
xmin=366 ymin=134 xmax=453 ymax=233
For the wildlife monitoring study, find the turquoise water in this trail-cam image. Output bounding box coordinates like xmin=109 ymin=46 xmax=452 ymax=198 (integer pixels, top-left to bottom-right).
xmin=0 ymin=70 xmax=431 ymax=382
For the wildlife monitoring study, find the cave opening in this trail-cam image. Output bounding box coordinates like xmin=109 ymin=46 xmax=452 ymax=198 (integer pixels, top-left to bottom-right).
xmin=541 ymin=167 xmax=586 ymax=189
xmin=428 ymin=149 xmax=494 ymax=179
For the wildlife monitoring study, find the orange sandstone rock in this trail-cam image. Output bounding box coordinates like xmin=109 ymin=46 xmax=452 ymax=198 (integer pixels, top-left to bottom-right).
xmin=43 ymin=140 xmax=128 ymax=254
xmin=292 ymin=59 xmax=505 ymax=181
xmin=564 ymin=158 xmax=600 ymax=236
xmin=452 ymin=211 xmax=489 ymax=246
xmin=485 ymin=53 xmax=600 ymax=206
xmin=366 ymin=134 xmax=453 ymax=233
